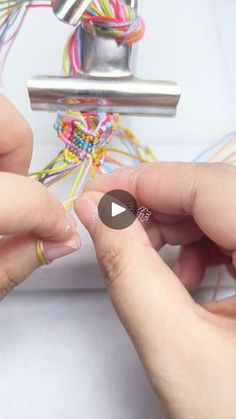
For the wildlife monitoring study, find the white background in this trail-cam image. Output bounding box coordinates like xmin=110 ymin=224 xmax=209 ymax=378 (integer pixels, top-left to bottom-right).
xmin=1 ymin=1 xmax=236 ymax=418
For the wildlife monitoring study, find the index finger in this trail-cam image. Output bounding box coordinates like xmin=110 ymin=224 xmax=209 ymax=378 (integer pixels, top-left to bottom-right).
xmin=0 ymin=172 xmax=74 ymax=242
xmin=0 ymin=94 xmax=33 ymax=175
xmin=84 ymin=162 xmax=236 ymax=250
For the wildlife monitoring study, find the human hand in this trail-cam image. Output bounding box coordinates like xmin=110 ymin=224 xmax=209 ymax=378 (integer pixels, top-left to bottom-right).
xmin=0 ymin=94 xmax=80 ymax=299
xmin=75 ymin=162 xmax=236 ymax=419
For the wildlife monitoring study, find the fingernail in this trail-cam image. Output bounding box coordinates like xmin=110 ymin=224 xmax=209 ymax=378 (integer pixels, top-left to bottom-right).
xmin=76 ymin=194 xmax=99 ymax=232
xmin=63 ymin=211 xmax=77 ymax=237
xmin=66 ymin=211 xmax=77 ymax=230
xmin=42 ymin=233 xmax=81 ymax=263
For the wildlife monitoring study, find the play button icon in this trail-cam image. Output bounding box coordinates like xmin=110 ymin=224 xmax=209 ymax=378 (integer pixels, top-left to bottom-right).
xmin=98 ymin=189 xmax=138 ymax=230
xmin=112 ymin=202 xmax=126 ymax=218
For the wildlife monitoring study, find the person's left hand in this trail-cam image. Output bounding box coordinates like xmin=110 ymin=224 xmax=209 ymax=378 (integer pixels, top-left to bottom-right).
xmin=0 ymin=94 xmax=81 ymax=299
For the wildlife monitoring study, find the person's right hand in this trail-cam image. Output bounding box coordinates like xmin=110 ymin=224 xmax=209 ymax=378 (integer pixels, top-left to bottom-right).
xmin=0 ymin=94 xmax=80 ymax=299
xmin=75 ymin=162 xmax=236 ymax=419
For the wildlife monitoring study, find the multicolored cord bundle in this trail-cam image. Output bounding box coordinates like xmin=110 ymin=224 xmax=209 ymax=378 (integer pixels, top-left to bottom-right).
xmin=63 ymin=0 xmax=145 ymax=75
xmin=0 ymin=0 xmax=52 ymax=78
xmin=31 ymin=109 xmax=155 ymax=195
xmin=82 ymin=0 xmax=144 ymax=44
xmin=0 ymin=0 xmax=144 ymax=77
xmin=55 ymin=111 xmax=119 ymax=162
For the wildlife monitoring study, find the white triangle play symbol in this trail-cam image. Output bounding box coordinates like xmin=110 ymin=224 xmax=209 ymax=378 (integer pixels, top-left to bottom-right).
xmin=111 ymin=202 xmax=126 ymax=218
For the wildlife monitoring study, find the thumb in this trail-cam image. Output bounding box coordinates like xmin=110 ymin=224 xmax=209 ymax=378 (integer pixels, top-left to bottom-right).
xmin=75 ymin=191 xmax=201 ymax=371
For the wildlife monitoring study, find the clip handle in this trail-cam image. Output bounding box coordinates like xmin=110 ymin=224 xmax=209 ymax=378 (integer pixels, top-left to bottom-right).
xmin=28 ymin=75 xmax=181 ymax=116
xmin=53 ymin=0 xmax=92 ymax=26
xmin=29 ymin=0 xmax=181 ymax=117
xmin=53 ymin=0 xmax=137 ymax=26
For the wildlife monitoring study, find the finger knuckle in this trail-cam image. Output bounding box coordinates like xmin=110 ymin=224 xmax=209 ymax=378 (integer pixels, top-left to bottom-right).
xmin=99 ymin=244 xmax=129 ymax=289
xmin=29 ymin=180 xmax=66 ymax=236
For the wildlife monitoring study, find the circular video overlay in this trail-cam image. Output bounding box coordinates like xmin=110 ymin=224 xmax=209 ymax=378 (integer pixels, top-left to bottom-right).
xmin=98 ymin=189 xmax=138 ymax=230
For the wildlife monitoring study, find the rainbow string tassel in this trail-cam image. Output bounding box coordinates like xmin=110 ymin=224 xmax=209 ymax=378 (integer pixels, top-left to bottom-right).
xmin=63 ymin=0 xmax=145 ymax=75
xmin=55 ymin=111 xmax=119 ymax=162
xmin=31 ymin=109 xmax=155 ymax=191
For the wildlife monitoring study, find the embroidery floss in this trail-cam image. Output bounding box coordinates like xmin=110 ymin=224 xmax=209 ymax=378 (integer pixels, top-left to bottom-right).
xmin=63 ymin=0 xmax=144 ymax=75
xmin=0 ymin=1 xmax=52 ymax=78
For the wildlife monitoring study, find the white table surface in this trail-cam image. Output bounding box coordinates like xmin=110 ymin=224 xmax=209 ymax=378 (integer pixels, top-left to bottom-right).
xmin=0 ymin=291 xmax=163 ymax=419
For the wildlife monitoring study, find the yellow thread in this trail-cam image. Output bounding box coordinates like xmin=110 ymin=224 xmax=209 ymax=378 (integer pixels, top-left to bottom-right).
xmin=29 ymin=163 xmax=68 ymax=177
xmin=90 ymin=166 xmax=96 ymax=178
xmin=68 ymin=158 xmax=87 ymax=199
xmin=107 ymin=147 xmax=149 ymax=163
xmin=64 ymin=149 xmax=80 ymax=164
xmin=62 ymin=36 xmax=71 ymax=76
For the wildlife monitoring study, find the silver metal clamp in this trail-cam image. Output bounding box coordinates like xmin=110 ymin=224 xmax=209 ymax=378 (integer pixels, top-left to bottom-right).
xmin=28 ymin=0 xmax=181 ymax=117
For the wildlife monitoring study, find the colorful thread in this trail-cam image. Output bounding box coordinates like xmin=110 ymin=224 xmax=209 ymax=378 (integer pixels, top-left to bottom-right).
xmin=31 ymin=109 xmax=155 ymax=189
xmin=55 ymin=110 xmax=119 ymax=162
xmin=0 ymin=1 xmax=52 ymax=78
xmin=63 ymin=0 xmax=145 ymax=75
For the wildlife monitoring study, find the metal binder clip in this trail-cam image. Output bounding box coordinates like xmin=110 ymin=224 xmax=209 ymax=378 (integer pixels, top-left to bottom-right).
xmin=28 ymin=0 xmax=181 ymax=116
xmin=53 ymin=0 xmax=92 ymax=26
